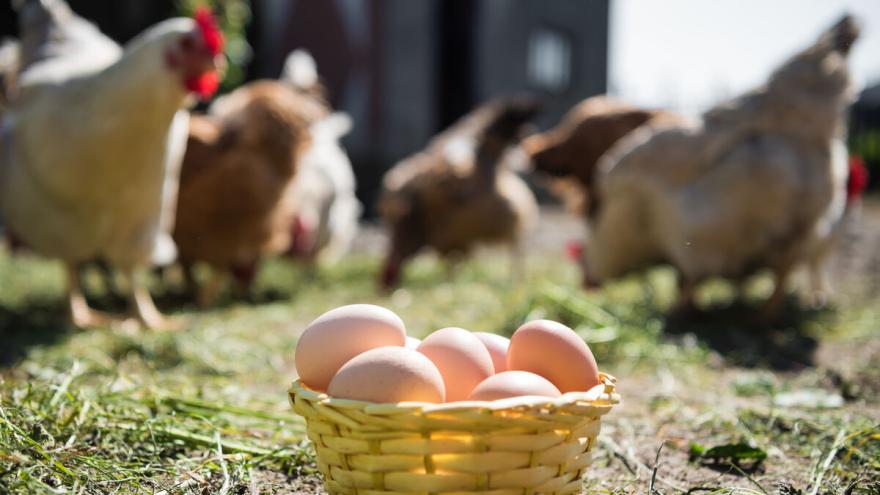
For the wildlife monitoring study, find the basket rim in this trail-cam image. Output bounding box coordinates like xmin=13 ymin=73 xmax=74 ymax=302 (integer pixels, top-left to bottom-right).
xmin=289 ymin=372 xmax=619 ymax=414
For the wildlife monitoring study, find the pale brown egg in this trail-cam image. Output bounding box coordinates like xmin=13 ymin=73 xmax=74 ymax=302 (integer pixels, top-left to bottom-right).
xmin=405 ymin=336 xmax=422 ymax=349
xmin=507 ymin=319 xmax=600 ymax=393
xmin=473 ymin=332 xmax=510 ymax=373
xmin=417 ymin=327 xmax=495 ymax=402
xmin=468 ymin=371 xmax=561 ymax=401
xmin=295 ymin=304 xmax=406 ymax=391
xmin=327 ymin=347 xmax=445 ymax=403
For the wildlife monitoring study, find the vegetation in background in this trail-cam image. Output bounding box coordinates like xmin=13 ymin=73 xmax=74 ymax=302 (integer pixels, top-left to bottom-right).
xmin=850 ymin=130 xmax=880 ymax=188
xmin=177 ymin=0 xmax=252 ymax=92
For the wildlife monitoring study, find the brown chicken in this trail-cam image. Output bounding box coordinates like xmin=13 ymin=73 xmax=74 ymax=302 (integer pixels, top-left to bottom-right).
xmin=172 ymin=81 xmax=324 ymax=304
xmin=379 ymin=97 xmax=541 ymax=289
xmin=522 ymin=96 xmax=682 ymax=215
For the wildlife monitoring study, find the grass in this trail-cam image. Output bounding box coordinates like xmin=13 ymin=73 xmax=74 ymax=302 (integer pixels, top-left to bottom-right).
xmin=0 ymin=245 xmax=878 ymax=494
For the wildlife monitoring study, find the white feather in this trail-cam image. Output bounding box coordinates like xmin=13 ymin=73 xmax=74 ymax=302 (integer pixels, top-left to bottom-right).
xmin=281 ymin=49 xmax=318 ymax=90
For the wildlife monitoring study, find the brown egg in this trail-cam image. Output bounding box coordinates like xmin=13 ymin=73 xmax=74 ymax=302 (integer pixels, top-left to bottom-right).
xmin=295 ymin=304 xmax=406 ymax=391
xmin=417 ymin=327 xmax=495 ymax=402
xmin=473 ymin=332 xmax=510 ymax=373
xmin=405 ymin=336 xmax=422 ymax=349
xmin=327 ymin=347 xmax=445 ymax=403
xmin=507 ymin=319 xmax=600 ymax=393
xmin=468 ymin=371 xmax=561 ymax=401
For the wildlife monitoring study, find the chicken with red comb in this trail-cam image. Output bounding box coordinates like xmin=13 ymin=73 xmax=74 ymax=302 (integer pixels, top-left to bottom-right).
xmin=0 ymin=0 xmax=225 ymax=329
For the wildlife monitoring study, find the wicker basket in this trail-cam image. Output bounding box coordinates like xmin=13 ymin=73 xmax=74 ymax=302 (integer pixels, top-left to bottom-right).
xmin=289 ymin=372 xmax=619 ymax=495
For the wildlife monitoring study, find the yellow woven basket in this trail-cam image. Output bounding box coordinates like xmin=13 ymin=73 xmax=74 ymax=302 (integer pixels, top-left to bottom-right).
xmin=289 ymin=372 xmax=619 ymax=495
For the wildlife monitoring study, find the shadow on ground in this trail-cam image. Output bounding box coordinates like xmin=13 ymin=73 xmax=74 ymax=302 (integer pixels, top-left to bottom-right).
xmin=662 ymin=297 xmax=825 ymax=370
xmin=0 ymin=299 xmax=73 ymax=367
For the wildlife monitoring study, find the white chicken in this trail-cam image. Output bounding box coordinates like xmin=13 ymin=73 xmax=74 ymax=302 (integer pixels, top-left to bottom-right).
xmin=583 ymin=16 xmax=859 ymax=317
xmin=285 ymin=111 xmax=361 ymax=264
xmin=278 ymin=50 xmax=361 ymax=265
xmin=0 ymin=1 xmax=225 ymax=329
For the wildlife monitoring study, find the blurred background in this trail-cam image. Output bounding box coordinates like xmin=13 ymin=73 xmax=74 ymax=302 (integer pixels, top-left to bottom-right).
xmin=2 ymin=1 xmax=879 ymax=491
xmin=3 ymin=0 xmax=876 ymax=212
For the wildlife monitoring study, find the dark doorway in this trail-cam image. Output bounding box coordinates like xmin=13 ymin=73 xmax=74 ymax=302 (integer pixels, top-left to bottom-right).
xmin=435 ymin=0 xmax=476 ymax=132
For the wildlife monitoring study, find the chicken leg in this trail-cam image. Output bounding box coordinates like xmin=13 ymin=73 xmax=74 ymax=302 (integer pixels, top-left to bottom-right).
xmin=197 ymin=269 xmax=230 ymax=308
xmin=807 ymin=258 xmax=831 ymax=308
xmin=761 ymin=265 xmax=792 ymax=321
xmin=671 ymin=275 xmax=697 ymax=318
xmin=67 ymin=263 xmax=114 ymax=328
xmin=123 ymin=267 xmax=175 ymax=330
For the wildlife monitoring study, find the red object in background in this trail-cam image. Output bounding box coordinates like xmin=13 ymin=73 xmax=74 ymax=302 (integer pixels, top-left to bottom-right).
xmin=185 ymin=71 xmax=220 ymax=100
xmin=287 ymin=216 xmax=313 ymax=258
xmin=848 ymin=155 xmax=869 ymax=203
xmin=565 ymin=240 xmax=584 ymax=262
xmin=185 ymin=7 xmax=224 ymax=101
xmin=231 ymin=261 xmax=257 ymax=287
xmin=194 ymin=7 xmax=224 ymax=56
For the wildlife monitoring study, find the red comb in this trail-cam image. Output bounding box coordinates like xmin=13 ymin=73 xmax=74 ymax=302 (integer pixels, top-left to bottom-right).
xmin=194 ymin=6 xmax=223 ymax=56
xmin=847 ymin=155 xmax=869 ymax=203
xmin=565 ymin=240 xmax=584 ymax=262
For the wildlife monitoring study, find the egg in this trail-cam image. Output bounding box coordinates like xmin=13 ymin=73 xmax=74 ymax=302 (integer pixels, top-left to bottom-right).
xmin=327 ymin=347 xmax=445 ymax=403
xmin=417 ymin=327 xmax=495 ymax=401
xmin=507 ymin=319 xmax=600 ymax=393
xmin=473 ymin=332 xmax=510 ymax=373
xmin=405 ymin=336 xmax=422 ymax=349
xmin=468 ymin=371 xmax=561 ymax=401
xmin=295 ymin=304 xmax=406 ymax=391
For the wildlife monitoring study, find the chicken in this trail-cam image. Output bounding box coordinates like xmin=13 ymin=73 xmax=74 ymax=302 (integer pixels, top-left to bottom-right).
xmin=285 ymin=111 xmax=361 ymax=264
xmin=172 ymin=80 xmax=321 ymax=305
xmin=276 ymin=50 xmax=362 ymax=266
xmin=379 ymin=97 xmax=541 ymax=288
xmin=0 ymin=1 xmax=224 ymax=329
xmin=522 ymin=96 xmax=682 ymax=215
xmin=581 ymin=15 xmax=859 ymax=317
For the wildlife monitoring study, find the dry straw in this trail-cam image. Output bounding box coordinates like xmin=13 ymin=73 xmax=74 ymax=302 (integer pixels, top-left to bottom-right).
xmin=289 ymin=372 xmax=619 ymax=495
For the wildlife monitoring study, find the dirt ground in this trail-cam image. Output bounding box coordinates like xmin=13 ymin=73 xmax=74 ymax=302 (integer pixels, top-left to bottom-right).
xmin=1 ymin=199 xmax=878 ymax=494
xmin=345 ymin=199 xmax=880 ymax=492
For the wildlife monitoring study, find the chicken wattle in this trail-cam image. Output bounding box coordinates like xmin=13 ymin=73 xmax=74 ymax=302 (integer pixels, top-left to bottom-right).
xmin=0 ymin=1 xmax=224 ymax=329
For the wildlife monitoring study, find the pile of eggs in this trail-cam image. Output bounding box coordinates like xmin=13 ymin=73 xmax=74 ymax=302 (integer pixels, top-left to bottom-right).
xmin=294 ymin=304 xmax=602 ymax=404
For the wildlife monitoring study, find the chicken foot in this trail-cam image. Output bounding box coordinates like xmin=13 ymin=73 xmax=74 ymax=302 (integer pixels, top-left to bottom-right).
xmin=807 ymin=257 xmax=831 ymax=308
xmin=123 ymin=267 xmax=176 ymax=331
xmin=67 ymin=264 xmax=116 ymax=328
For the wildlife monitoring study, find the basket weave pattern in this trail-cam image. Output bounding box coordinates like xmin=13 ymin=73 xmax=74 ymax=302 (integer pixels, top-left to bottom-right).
xmin=290 ymin=373 xmax=618 ymax=495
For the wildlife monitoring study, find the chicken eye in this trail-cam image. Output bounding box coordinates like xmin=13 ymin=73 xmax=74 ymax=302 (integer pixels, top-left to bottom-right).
xmin=180 ymin=36 xmax=195 ymax=52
